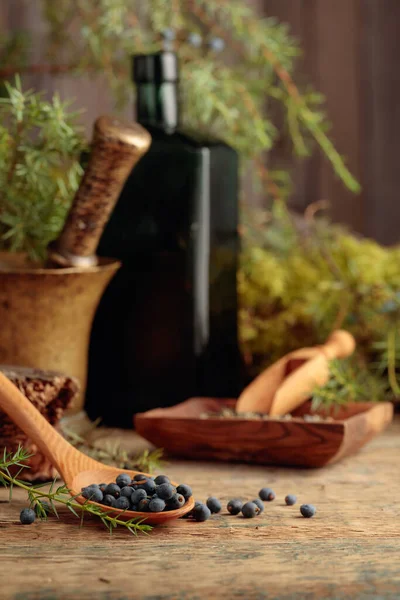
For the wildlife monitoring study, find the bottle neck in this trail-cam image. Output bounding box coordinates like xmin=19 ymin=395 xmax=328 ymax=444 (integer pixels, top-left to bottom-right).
xmin=136 ymin=82 xmax=179 ymax=131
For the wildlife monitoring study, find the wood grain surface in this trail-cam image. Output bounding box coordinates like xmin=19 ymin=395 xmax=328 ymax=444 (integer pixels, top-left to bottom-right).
xmin=1 ymin=416 xmax=400 ymax=600
xmin=135 ymin=397 xmax=393 ymax=468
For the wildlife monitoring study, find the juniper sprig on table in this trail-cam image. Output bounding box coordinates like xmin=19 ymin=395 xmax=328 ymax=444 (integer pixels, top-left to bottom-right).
xmin=0 ymin=446 xmax=152 ymax=535
xmin=310 ymin=358 xmax=388 ymax=412
xmin=60 ymin=420 xmax=166 ymax=473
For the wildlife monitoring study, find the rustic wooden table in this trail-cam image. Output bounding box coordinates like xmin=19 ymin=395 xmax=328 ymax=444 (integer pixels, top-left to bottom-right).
xmin=1 ymin=416 xmax=399 ymax=600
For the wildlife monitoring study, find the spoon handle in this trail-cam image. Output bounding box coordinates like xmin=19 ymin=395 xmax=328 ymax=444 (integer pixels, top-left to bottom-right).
xmin=317 ymin=329 xmax=356 ymax=360
xmin=0 ymin=372 xmax=81 ymax=477
xmin=269 ymin=330 xmax=356 ymax=416
xmin=236 ymin=330 xmax=356 ymax=416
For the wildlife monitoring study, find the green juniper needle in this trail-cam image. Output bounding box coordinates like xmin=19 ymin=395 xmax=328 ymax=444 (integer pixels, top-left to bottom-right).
xmin=0 ymin=446 xmax=152 ymax=535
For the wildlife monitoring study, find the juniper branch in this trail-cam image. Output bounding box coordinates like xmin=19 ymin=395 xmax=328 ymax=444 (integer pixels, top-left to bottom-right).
xmin=0 ymin=445 xmax=152 ymax=535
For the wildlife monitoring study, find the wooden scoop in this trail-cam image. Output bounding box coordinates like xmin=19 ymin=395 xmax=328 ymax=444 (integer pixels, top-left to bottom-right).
xmin=0 ymin=372 xmax=194 ymax=524
xmin=236 ymin=330 xmax=356 ymax=416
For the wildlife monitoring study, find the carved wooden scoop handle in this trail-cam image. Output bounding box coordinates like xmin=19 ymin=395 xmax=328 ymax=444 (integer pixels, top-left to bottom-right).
xmin=237 ymin=330 xmax=356 ymax=415
xmin=269 ymin=331 xmax=355 ymax=416
xmin=48 ymin=116 xmax=151 ymax=268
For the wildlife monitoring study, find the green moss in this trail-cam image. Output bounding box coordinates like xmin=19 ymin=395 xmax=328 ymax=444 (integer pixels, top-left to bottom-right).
xmin=239 ymin=203 xmax=400 ymax=402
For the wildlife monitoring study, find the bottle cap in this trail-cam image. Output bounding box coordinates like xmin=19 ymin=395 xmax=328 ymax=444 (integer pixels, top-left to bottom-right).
xmin=132 ymin=51 xmax=179 ymax=84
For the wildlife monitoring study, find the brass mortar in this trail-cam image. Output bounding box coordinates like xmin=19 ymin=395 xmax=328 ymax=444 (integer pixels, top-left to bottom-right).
xmin=0 ymin=116 xmax=151 ymax=413
xmin=0 ymin=255 xmax=119 ymax=412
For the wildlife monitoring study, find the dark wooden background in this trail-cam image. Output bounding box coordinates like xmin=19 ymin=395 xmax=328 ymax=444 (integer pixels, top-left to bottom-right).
xmin=1 ymin=0 xmax=399 ymax=244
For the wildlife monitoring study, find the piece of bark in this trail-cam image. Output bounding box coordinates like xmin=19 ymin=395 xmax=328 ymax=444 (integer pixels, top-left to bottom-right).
xmin=0 ymin=365 xmax=79 ymax=481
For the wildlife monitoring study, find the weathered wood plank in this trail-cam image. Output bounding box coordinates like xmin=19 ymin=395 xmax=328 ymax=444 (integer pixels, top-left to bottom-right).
xmin=264 ymin=0 xmax=363 ymax=229
xmin=1 ymin=417 xmax=400 ymax=599
xmin=360 ymin=0 xmax=400 ymax=245
xmin=312 ymin=0 xmax=363 ymax=232
xmin=264 ymin=0 xmax=314 ymax=213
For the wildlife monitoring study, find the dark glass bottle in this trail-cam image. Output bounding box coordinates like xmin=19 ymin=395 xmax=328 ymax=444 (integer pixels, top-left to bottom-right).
xmin=85 ymin=51 xmax=244 ymax=427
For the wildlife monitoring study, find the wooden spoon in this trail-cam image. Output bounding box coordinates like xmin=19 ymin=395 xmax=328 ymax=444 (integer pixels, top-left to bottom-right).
xmin=236 ymin=330 xmax=356 ymax=416
xmin=0 ymin=372 xmax=194 ymax=524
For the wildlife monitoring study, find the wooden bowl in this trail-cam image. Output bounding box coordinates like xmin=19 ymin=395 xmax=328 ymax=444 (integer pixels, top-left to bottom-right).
xmin=135 ymin=398 xmax=394 ymax=468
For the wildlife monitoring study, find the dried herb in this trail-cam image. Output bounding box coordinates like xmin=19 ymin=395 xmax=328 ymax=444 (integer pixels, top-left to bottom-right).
xmin=60 ymin=418 xmax=166 ymax=473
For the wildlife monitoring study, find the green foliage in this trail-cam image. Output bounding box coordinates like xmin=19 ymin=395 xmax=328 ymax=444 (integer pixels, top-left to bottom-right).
xmin=239 ymin=202 xmax=400 ymax=403
xmin=0 ymin=445 xmax=152 ymax=535
xmin=0 ymin=77 xmax=85 ymax=259
xmin=311 ymin=358 xmax=388 ymax=412
xmin=0 ymin=2 xmax=361 ymax=255
xmin=35 ymin=0 xmax=360 ymax=193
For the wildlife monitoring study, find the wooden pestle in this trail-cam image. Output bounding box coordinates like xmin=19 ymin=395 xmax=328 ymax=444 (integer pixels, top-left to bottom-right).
xmin=48 ymin=115 xmax=151 ymax=268
xmin=236 ymin=330 xmax=356 ymax=416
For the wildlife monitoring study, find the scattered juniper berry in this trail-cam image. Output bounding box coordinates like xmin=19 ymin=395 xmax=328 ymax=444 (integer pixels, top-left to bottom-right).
xmin=104 ymin=483 xmax=120 ymax=498
xmin=82 ymin=487 xmax=103 ymax=503
xmin=131 ymin=489 xmax=147 ymax=504
xmin=20 ymin=508 xmax=36 ymax=525
xmin=139 ymin=479 xmax=156 ymax=495
xmin=155 ymin=482 xmax=175 ymax=500
xmin=81 ymin=484 xmax=98 ymax=492
xmin=167 ymin=493 xmax=185 ymax=510
xmin=138 ymin=498 xmax=150 ymax=512
xmin=300 ymin=504 xmax=316 ymax=518
xmin=114 ymin=496 xmax=130 ymax=510
xmin=192 ymin=503 xmax=211 ymax=522
xmin=133 ymin=474 xmax=147 ymax=482
xmin=206 ymin=497 xmax=222 ymax=513
xmin=285 ymin=494 xmax=297 ymax=506
xmin=120 ymin=486 xmax=133 ymax=499
xmin=242 ymin=502 xmax=260 ymax=518
xmin=227 ymin=499 xmax=243 ymax=515
xmin=116 ymin=473 xmax=131 ymax=488
xmin=149 ymin=497 xmax=166 ymax=512
xmin=182 ymin=501 xmax=201 ymax=518
xmin=102 ymin=494 xmax=116 ymax=507
xmin=259 ymin=488 xmax=275 ymax=501
xmin=177 ymin=484 xmax=192 ymax=499
xmin=154 ymin=475 xmax=170 ymax=485
xmin=99 ymin=483 xmax=107 ymax=493
xmin=252 ymin=499 xmax=264 ymax=513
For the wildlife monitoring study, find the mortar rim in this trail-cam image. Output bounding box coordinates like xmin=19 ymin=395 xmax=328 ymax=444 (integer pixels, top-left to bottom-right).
xmin=0 ymin=255 xmax=121 ymax=275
